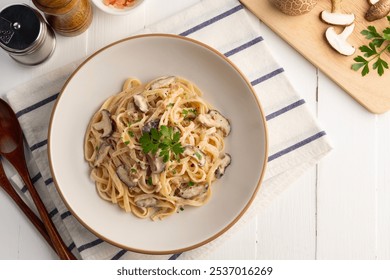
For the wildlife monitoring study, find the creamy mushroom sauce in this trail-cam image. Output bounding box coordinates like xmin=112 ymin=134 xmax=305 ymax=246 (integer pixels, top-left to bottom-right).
xmin=84 ymin=76 xmax=231 ymax=220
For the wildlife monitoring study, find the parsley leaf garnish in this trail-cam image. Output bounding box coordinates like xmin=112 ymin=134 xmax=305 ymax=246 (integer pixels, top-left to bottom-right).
xmin=352 ymin=16 xmax=390 ymax=77
xmin=182 ymin=108 xmax=198 ymax=119
xmin=139 ymin=125 xmax=184 ymax=163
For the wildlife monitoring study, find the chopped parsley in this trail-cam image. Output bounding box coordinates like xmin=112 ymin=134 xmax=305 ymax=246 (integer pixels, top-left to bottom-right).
xmin=188 ymin=181 xmax=195 ymax=187
xmin=139 ymin=125 xmax=184 ymax=162
xmin=182 ymin=108 xmax=198 ymax=119
xmin=194 ymin=152 xmax=202 ymax=160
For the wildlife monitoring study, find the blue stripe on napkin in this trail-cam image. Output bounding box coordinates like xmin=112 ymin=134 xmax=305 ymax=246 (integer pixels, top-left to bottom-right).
xmin=180 ymin=4 xmax=243 ymax=36
xmin=268 ymin=131 xmax=327 ymax=162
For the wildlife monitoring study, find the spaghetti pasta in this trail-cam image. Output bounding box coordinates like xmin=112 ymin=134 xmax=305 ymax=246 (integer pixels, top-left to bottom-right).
xmin=84 ymin=76 xmax=231 ymax=220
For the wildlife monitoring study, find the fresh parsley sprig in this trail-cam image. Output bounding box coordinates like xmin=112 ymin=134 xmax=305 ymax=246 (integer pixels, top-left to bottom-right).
xmin=352 ymin=16 xmax=390 ymax=77
xmin=139 ymin=125 xmax=184 ymax=162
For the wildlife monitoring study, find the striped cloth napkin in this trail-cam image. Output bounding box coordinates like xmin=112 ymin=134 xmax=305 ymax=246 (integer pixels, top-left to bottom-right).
xmin=5 ymin=0 xmax=332 ymax=260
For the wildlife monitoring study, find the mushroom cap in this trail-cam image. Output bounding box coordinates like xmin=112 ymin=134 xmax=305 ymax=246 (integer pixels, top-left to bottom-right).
xmin=321 ymin=10 xmax=355 ymax=26
xmin=271 ymin=0 xmax=318 ymax=16
xmin=365 ymin=0 xmax=390 ymax=21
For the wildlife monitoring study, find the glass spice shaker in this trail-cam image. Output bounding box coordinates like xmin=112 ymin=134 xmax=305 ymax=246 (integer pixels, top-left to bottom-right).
xmin=0 ymin=4 xmax=56 ymax=65
xmin=32 ymin=0 xmax=93 ymax=37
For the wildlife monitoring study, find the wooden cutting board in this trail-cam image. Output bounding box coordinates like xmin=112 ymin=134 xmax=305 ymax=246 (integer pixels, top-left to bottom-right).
xmin=240 ymin=0 xmax=390 ymax=114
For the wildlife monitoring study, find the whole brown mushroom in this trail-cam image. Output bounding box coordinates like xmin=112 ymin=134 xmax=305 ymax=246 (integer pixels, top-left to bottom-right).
xmin=270 ymin=0 xmax=318 ymax=16
xmin=365 ymin=0 xmax=390 ymax=21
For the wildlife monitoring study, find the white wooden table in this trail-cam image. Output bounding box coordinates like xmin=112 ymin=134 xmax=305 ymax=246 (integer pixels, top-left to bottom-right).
xmin=0 ymin=0 xmax=389 ymax=260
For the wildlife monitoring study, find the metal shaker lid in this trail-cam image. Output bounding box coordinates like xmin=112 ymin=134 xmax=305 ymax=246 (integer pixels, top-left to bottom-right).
xmin=0 ymin=4 xmax=42 ymax=53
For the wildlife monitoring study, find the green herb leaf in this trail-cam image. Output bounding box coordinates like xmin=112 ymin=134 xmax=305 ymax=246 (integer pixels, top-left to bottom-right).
xmin=362 ymin=64 xmax=370 ymax=76
xmin=361 ymin=26 xmax=381 ymax=39
xmin=139 ymin=125 xmax=184 ymax=163
xmin=353 ymin=22 xmax=390 ymax=77
xmin=373 ymin=58 xmax=389 ymax=76
xmin=194 ymin=151 xmax=202 ymax=160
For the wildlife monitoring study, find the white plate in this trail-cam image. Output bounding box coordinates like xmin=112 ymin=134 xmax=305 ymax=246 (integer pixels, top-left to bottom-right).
xmin=49 ymin=34 xmax=268 ymax=254
xmin=92 ymin=0 xmax=144 ymax=16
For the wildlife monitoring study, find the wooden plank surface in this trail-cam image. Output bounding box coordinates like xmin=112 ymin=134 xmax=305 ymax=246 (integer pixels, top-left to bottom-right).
xmin=240 ymin=0 xmax=390 ymax=114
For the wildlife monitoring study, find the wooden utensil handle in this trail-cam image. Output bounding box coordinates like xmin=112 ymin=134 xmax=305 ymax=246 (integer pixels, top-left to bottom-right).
xmin=0 ymin=168 xmax=55 ymax=252
xmin=11 ymin=157 xmax=76 ymax=260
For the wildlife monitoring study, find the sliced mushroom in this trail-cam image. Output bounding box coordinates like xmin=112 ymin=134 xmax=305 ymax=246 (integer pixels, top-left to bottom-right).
xmin=146 ymin=153 xmax=166 ymax=174
xmin=142 ymin=119 xmax=160 ymax=134
xmin=325 ymin=24 xmax=356 ymax=56
xmin=135 ymin=197 xmax=157 ymax=208
xmin=178 ymin=183 xmax=208 ymax=199
xmin=92 ymin=110 xmax=113 ymax=138
xmin=148 ymin=76 xmax=176 ymax=90
xmin=133 ymin=94 xmax=149 ymax=113
xmin=116 ymin=165 xmax=137 ymax=188
xmin=197 ymin=110 xmax=231 ymax=136
xmin=183 ymin=145 xmax=206 ymax=167
xmin=365 ymin=0 xmax=390 ymax=21
xmin=321 ymin=0 xmax=355 ymax=26
xmin=215 ymin=153 xmax=232 ymax=179
xmin=94 ymin=142 xmax=111 ymax=167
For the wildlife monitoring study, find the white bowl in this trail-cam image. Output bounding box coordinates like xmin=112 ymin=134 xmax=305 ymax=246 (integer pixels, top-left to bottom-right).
xmin=92 ymin=0 xmax=144 ymax=16
xmin=49 ymin=34 xmax=268 ymax=254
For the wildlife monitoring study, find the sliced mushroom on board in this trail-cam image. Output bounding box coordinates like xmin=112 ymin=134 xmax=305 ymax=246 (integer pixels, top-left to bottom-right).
xmin=325 ymin=23 xmax=356 ymax=56
xmin=321 ymin=0 xmax=355 ymax=26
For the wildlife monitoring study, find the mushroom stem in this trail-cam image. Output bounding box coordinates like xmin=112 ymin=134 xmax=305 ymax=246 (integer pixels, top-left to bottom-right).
xmin=331 ymin=0 xmax=342 ymax=12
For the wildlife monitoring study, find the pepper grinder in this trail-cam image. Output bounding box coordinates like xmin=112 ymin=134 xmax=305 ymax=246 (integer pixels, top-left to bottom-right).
xmin=32 ymin=0 xmax=93 ymax=37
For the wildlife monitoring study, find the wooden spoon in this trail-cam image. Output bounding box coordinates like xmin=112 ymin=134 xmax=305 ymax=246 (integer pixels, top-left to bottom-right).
xmin=0 ymin=98 xmax=76 ymax=260
xmin=0 ymin=158 xmax=55 ymax=252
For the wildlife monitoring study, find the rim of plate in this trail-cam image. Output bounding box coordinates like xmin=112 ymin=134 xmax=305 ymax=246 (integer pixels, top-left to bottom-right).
xmin=48 ymin=34 xmax=269 ymax=255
